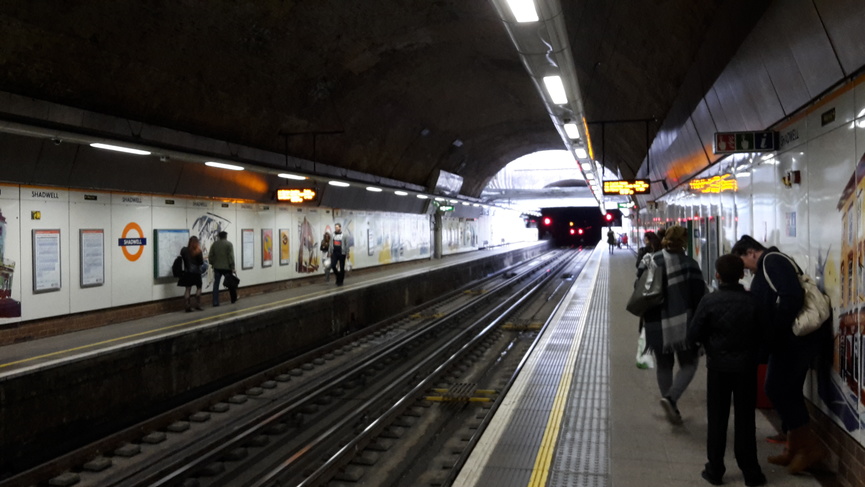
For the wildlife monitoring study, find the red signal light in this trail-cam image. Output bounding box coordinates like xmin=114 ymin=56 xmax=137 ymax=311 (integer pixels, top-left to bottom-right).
xmin=543 ymin=217 xmax=552 ymax=226
xmin=605 ymin=213 xmax=613 ymax=222
xmin=569 ymin=228 xmax=575 ymax=235
xmin=578 ymin=228 xmax=584 ymax=235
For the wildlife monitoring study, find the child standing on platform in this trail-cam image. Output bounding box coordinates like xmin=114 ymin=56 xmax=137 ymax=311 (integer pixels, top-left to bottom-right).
xmin=688 ymin=254 xmax=766 ymax=486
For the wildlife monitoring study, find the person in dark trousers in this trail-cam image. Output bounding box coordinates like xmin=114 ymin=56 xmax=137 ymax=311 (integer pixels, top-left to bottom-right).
xmin=330 ymin=223 xmax=347 ymax=286
xmin=320 ymin=230 xmax=332 ymax=282
xmin=208 ymin=231 xmax=237 ymax=306
xmin=642 ymin=225 xmax=707 ymax=425
xmin=178 ymin=236 xmax=204 ymax=312
xmin=607 ymin=228 xmax=616 ymax=254
xmin=731 ymin=235 xmax=825 ymax=473
xmin=688 ymin=254 xmax=766 ymax=486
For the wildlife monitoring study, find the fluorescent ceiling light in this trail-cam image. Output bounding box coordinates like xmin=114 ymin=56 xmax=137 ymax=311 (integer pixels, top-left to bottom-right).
xmin=462 ymin=202 xmax=470 ymax=206
xmin=581 ymin=162 xmax=593 ymax=170
xmin=394 ymin=190 xmax=408 ymax=196
xmin=90 ymin=143 xmax=151 ymax=156
xmin=542 ymin=76 xmax=568 ymax=104
xmin=564 ymin=123 xmax=580 ymax=139
xmin=278 ymin=173 xmax=307 ymax=180
xmin=473 ymin=203 xmax=480 ymax=207
xmin=205 ymin=161 xmax=243 ymax=171
xmin=506 ymin=0 xmax=539 ymax=22
xmin=450 ymin=199 xmax=459 ymax=204
xmin=575 ymin=147 xmax=588 ymax=159
xmin=366 ymin=186 xmax=382 ymax=192
xmin=435 ymin=197 xmax=445 ymax=201
xmin=416 ymin=194 xmax=429 ymax=199
xmin=737 ymin=172 xmax=751 ymax=177
xmin=585 ymin=172 xmax=595 ymax=180
xmin=329 ymin=181 xmax=350 ymax=187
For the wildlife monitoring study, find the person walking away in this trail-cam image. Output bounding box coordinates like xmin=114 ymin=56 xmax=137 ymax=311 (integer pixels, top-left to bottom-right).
xmin=607 ymin=228 xmax=616 ymax=254
xmin=688 ymin=255 xmax=766 ymax=486
xmin=178 ymin=236 xmax=204 ymax=312
xmin=636 ymin=231 xmax=662 ymax=269
xmin=641 ymin=225 xmax=707 ymax=424
xmin=321 ymin=231 xmax=332 ymax=282
xmin=731 ymin=235 xmax=825 ymax=473
xmin=331 ymin=223 xmax=347 ymax=286
xmin=208 ymin=231 xmax=237 ymax=306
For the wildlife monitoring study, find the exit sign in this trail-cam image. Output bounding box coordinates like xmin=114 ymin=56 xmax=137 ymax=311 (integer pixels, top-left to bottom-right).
xmin=714 ymin=131 xmax=778 ymax=154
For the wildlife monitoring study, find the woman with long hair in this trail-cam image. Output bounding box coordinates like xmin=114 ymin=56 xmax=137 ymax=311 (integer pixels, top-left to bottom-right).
xmin=641 ymin=225 xmax=707 ymax=424
xmin=178 ymin=236 xmax=204 ymax=312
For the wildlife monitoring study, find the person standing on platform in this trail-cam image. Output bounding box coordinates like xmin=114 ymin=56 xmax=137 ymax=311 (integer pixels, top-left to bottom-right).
xmin=208 ymin=231 xmax=237 ymax=306
xmin=636 ymin=231 xmax=662 ymax=269
xmin=330 ymin=223 xmax=347 ymax=286
xmin=178 ymin=236 xmax=204 ymax=312
xmin=607 ymin=228 xmax=616 ymax=254
xmin=688 ymin=254 xmax=766 ymax=486
xmin=642 ymin=225 xmax=706 ymax=424
xmin=731 ymin=235 xmax=825 ymax=473
xmin=320 ymin=230 xmax=332 ymax=282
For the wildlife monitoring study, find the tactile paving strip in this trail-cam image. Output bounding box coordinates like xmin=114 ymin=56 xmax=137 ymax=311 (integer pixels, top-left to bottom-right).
xmin=462 ymin=249 xmax=609 ymax=487
xmin=548 ymin=254 xmax=610 ymax=487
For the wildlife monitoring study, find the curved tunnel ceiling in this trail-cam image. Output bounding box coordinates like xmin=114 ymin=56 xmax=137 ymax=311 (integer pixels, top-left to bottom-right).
xmin=0 ymin=1 xmax=764 ymax=198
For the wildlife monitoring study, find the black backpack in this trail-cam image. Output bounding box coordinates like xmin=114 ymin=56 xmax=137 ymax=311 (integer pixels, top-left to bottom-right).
xmin=172 ymin=255 xmax=183 ymax=278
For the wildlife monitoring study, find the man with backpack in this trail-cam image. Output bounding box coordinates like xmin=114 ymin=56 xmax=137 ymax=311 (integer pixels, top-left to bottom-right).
xmin=731 ymin=235 xmax=825 ymax=474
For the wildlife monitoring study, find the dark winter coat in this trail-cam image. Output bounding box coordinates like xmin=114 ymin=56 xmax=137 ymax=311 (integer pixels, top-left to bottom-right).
xmin=688 ymin=283 xmax=763 ymax=372
xmin=642 ymin=250 xmax=707 ymax=353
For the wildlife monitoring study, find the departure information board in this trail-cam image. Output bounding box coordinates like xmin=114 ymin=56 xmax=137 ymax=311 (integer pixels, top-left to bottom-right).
xmin=276 ymin=188 xmax=317 ymax=203
xmin=602 ymin=179 xmax=650 ymax=195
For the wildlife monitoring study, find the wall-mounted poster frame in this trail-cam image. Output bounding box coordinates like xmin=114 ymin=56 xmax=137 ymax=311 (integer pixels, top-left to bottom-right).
xmin=153 ymin=229 xmax=190 ymax=279
xmin=262 ymin=228 xmax=273 ymax=267
xmin=279 ymin=228 xmax=290 ymax=266
xmin=80 ymin=229 xmax=104 ymax=287
xmin=33 ymin=229 xmax=61 ymax=293
xmin=241 ymin=228 xmax=254 ymax=270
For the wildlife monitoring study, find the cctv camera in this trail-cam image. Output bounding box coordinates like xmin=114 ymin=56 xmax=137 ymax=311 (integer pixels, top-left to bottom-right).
xmin=159 ymin=155 xmax=169 ymax=162
xmin=51 ymin=138 xmax=61 ymax=146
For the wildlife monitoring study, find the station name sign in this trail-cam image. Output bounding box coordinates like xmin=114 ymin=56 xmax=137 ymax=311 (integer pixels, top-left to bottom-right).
xmin=276 ymin=188 xmax=317 ymax=203
xmin=714 ymin=131 xmax=778 ymax=154
xmin=602 ymin=179 xmax=650 ymax=196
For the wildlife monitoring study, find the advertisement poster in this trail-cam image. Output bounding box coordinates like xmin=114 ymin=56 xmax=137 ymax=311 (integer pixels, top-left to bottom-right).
xmin=153 ymin=229 xmax=189 ymax=279
xmin=0 ymin=207 xmax=21 ymax=317
xmin=262 ymin=229 xmax=273 ymax=267
xmin=33 ymin=229 xmax=61 ymax=293
xmin=279 ymin=228 xmax=290 ymax=266
xmin=241 ymin=228 xmax=254 ymax=270
xmin=80 ymin=229 xmax=104 ymax=287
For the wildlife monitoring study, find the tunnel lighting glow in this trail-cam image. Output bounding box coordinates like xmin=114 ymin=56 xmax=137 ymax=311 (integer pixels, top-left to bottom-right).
xmin=543 ymin=76 xmax=568 ymax=104
xmin=394 ymin=190 xmax=408 ymax=196
xmin=575 ymin=148 xmax=588 ymax=159
xmin=204 ymin=161 xmax=244 ymax=171
xmin=416 ymin=194 xmax=429 ymax=199
xmin=278 ymin=173 xmax=307 ymax=180
xmin=90 ymin=143 xmax=151 ymax=155
xmin=564 ymin=123 xmax=580 ymax=139
xmin=366 ymin=186 xmax=382 ymax=192
xmin=505 ymin=0 xmax=539 ymax=22
xmin=328 ymin=181 xmax=350 ymax=187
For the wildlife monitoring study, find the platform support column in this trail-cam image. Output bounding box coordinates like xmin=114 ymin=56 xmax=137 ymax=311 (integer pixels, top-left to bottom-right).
xmin=433 ymin=211 xmax=443 ymax=259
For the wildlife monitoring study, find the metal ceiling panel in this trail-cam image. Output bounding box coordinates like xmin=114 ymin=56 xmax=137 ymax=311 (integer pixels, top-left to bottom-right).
xmin=815 ymin=0 xmax=865 ymax=74
xmin=689 ymin=99 xmax=720 ymax=167
xmin=764 ymin=0 xmax=843 ymax=100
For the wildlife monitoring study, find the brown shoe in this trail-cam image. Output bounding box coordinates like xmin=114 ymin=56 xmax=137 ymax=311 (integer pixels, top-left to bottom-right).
xmin=787 ymin=424 xmax=826 ymax=474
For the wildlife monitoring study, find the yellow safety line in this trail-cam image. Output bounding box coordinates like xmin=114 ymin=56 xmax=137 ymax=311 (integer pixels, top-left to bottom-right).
xmin=0 ymin=290 xmax=329 ymax=369
xmin=526 ymin=250 xmax=600 ymax=487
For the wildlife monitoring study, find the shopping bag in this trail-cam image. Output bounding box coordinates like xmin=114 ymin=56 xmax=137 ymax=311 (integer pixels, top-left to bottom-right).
xmin=636 ymin=327 xmax=654 ymax=369
xmin=223 ymin=273 xmax=240 ymax=290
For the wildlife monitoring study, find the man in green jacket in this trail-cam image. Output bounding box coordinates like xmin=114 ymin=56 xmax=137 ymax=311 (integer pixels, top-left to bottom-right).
xmin=208 ymin=231 xmax=236 ymax=306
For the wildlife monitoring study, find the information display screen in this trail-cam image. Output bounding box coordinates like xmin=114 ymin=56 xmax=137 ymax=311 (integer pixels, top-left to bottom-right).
xmin=602 ymin=179 xmax=650 ymax=195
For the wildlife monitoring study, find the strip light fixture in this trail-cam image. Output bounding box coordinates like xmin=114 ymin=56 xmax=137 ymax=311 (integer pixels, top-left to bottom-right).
xmin=505 ymin=0 xmax=539 ymax=22
xmin=205 ymin=161 xmax=244 ymax=171
xmin=542 ymin=76 xmax=568 ymax=104
xmin=90 ymin=143 xmax=151 ymax=156
xmin=329 ymin=181 xmax=350 ymax=187
xmin=278 ymin=173 xmax=307 ymax=180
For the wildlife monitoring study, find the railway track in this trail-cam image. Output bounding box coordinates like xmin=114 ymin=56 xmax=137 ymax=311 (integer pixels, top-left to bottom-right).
xmin=8 ymin=248 xmax=591 ymax=487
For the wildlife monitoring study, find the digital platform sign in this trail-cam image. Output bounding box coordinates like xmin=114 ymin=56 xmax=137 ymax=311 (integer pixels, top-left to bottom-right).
xmin=602 ymin=179 xmax=650 ymax=196
xmin=276 ymin=188 xmax=317 ymax=203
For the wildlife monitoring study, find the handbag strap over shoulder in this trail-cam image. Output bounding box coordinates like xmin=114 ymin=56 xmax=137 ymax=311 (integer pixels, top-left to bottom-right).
xmin=762 ymin=252 xmax=801 ymax=293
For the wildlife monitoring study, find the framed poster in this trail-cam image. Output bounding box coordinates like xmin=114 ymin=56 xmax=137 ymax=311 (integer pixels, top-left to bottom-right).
xmin=33 ymin=229 xmax=61 ymax=293
xmin=279 ymin=228 xmax=290 ymax=266
xmin=262 ymin=229 xmax=273 ymax=267
xmin=241 ymin=228 xmax=254 ymax=270
xmin=153 ymin=229 xmax=189 ymax=279
xmin=80 ymin=229 xmax=104 ymax=287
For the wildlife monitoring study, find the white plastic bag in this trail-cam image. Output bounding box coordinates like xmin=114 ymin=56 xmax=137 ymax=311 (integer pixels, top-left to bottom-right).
xmin=636 ymin=327 xmax=654 ymax=369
